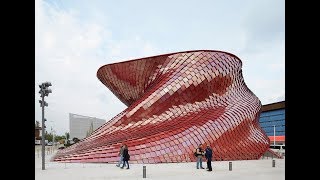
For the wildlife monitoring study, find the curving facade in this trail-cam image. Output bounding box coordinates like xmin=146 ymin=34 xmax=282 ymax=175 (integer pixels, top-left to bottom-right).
xmin=52 ymin=50 xmax=270 ymax=163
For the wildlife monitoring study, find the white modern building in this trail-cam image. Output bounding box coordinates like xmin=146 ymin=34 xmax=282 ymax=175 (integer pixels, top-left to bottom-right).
xmin=69 ymin=113 xmax=106 ymax=140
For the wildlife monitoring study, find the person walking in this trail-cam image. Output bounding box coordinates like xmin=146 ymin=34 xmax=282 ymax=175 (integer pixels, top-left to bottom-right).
xmin=120 ymin=144 xmax=130 ymax=169
xmin=205 ymin=144 xmax=213 ymax=172
xmin=116 ymin=144 xmax=125 ymax=167
xmin=195 ymin=144 xmax=205 ymax=169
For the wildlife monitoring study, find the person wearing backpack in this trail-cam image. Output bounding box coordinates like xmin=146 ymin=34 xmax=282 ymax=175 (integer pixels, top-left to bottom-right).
xmin=195 ymin=144 xmax=205 ymax=169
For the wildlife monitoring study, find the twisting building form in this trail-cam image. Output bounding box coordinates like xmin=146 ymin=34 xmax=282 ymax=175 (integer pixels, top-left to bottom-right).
xmin=52 ymin=50 xmax=270 ymax=163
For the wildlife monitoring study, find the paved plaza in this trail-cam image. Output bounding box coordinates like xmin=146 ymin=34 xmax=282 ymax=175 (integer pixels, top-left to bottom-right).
xmin=35 ymin=147 xmax=285 ymax=180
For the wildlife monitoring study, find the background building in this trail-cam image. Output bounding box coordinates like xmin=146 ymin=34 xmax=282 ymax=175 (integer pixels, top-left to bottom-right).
xmin=259 ymin=101 xmax=285 ymax=145
xmin=69 ymin=113 xmax=105 ymax=140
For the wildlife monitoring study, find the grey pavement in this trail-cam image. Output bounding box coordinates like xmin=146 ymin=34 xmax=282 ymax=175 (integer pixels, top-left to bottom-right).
xmin=35 ymin=149 xmax=285 ymax=180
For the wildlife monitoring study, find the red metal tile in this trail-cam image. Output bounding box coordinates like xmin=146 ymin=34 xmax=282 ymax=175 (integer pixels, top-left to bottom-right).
xmin=53 ymin=50 xmax=269 ymax=163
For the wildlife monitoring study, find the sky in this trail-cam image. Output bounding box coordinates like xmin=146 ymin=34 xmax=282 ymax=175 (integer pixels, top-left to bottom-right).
xmin=35 ymin=0 xmax=285 ymax=136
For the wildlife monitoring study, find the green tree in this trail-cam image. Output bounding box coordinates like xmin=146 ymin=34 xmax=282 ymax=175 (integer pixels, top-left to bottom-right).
xmin=65 ymin=132 xmax=70 ymax=139
xmin=65 ymin=132 xmax=70 ymax=144
xmin=45 ymin=132 xmax=53 ymax=142
xmin=72 ymin=137 xmax=80 ymax=143
xmin=35 ymin=121 xmax=40 ymax=127
xmin=54 ymin=135 xmax=65 ymax=142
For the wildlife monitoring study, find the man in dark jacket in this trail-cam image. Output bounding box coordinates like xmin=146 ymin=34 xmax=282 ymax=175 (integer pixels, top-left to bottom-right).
xmin=120 ymin=144 xmax=130 ymax=169
xmin=205 ymin=144 xmax=213 ymax=172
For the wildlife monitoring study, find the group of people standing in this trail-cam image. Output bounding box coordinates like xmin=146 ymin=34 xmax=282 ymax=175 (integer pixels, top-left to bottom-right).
xmin=115 ymin=143 xmax=213 ymax=172
xmin=195 ymin=144 xmax=213 ymax=172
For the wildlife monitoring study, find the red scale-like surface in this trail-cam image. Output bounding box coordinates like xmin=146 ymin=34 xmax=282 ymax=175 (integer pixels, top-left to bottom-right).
xmin=52 ymin=50 xmax=270 ymax=163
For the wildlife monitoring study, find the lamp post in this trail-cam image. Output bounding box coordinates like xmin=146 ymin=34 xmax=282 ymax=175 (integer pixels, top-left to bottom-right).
xmin=39 ymin=82 xmax=52 ymax=170
xmin=273 ymin=125 xmax=276 ymax=146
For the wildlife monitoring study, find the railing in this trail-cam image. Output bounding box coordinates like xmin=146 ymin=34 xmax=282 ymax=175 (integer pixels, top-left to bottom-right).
xmin=262 ymin=148 xmax=284 ymax=159
xmin=35 ymin=145 xmax=60 ymax=158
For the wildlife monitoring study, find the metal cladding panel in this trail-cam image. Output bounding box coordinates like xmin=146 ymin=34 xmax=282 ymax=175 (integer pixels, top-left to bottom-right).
xmin=52 ymin=50 xmax=270 ymax=163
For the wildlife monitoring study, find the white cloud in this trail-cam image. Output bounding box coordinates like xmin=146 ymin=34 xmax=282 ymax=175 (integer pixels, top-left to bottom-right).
xmin=35 ymin=0 xmax=121 ymax=135
xmin=242 ymin=0 xmax=285 ymax=53
xmin=107 ymin=35 xmax=160 ymax=61
xmin=244 ymin=75 xmax=285 ymax=105
xmin=35 ymin=0 xmax=158 ymax=135
xmin=35 ymin=0 xmax=285 ymax=135
xmin=269 ymin=62 xmax=285 ymax=71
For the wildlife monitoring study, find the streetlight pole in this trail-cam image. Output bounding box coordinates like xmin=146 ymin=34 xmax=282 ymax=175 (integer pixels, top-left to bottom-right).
xmin=273 ymin=125 xmax=276 ymax=146
xmin=41 ymin=92 xmax=45 ymax=170
xmin=39 ymin=82 xmax=52 ymax=170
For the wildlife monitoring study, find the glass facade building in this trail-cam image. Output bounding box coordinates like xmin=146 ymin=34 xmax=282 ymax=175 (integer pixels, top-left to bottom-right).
xmin=259 ymin=101 xmax=285 ymax=145
xmin=259 ymin=109 xmax=285 ymax=136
